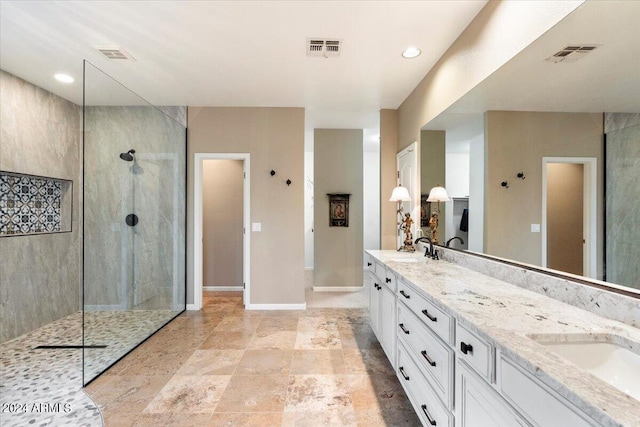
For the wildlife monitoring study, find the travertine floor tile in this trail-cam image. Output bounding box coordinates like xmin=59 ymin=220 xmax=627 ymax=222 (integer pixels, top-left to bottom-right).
xmin=175 ymin=349 xmax=244 ymax=375
xmin=294 ymin=330 xmax=342 ymax=349
xmin=144 ymin=375 xmax=230 ymax=413
xmin=235 ymin=349 xmax=293 ymax=375
xmin=281 ymin=408 xmax=358 ymax=426
xmin=215 ymin=375 xmax=288 ymax=412
xmin=290 ymin=349 xmax=346 ymax=375
xmin=343 ymin=348 xmax=395 ymax=375
xmin=207 ymin=412 xmax=284 ymax=426
xmin=91 ymin=375 xmax=171 ymax=414
xmin=257 ymin=316 xmax=300 ymax=332
xmin=247 ymin=330 xmax=297 ymax=350
xmin=133 ymin=413 xmax=213 ymax=426
xmin=201 ymin=331 xmax=255 ymax=349
xmin=285 ymin=374 xmax=352 ymax=412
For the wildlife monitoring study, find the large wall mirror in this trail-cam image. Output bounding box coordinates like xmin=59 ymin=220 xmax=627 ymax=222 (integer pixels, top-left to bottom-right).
xmin=419 ymin=0 xmax=639 ymax=294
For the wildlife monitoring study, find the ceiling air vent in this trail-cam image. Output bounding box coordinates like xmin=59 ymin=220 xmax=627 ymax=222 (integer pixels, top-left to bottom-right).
xmin=545 ymin=45 xmax=600 ymax=63
xmin=95 ymin=46 xmax=136 ymax=61
xmin=306 ymin=38 xmax=342 ymax=57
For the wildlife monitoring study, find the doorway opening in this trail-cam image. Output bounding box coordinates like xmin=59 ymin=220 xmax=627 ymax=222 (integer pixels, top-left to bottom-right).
xmin=542 ymin=157 xmax=597 ymax=278
xmin=193 ymin=153 xmax=250 ymax=310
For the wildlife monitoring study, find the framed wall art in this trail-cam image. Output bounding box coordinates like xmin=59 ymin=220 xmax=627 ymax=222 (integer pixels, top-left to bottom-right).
xmin=327 ymin=193 xmax=350 ymax=227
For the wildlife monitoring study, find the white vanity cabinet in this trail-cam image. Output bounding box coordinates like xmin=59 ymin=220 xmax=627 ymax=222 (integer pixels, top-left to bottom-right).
xmin=369 ymin=260 xmax=397 ymax=368
xmin=456 ymin=359 xmax=529 ymax=427
xmin=366 ymin=252 xmax=606 ymax=427
xmin=496 ymin=352 xmax=597 ymax=427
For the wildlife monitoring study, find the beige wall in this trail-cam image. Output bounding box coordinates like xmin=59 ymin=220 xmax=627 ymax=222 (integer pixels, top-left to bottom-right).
xmin=203 ymin=160 xmax=244 ymax=287
xmin=187 ymin=107 xmax=305 ymax=305
xmin=396 ymin=1 xmax=582 ymax=151
xmin=0 ymin=70 xmax=82 ymax=343
xmin=484 ymin=111 xmax=603 ymax=271
xmin=380 ymin=109 xmax=398 ymax=250
xmin=547 ymin=163 xmax=584 ymax=275
xmin=420 ymin=130 xmax=446 ymax=241
xmin=314 ymin=129 xmax=363 ymax=287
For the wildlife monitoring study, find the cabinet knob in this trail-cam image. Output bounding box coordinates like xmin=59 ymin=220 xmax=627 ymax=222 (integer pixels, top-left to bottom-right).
xmin=367 ymin=262 xmax=372 ymax=266
xmin=385 ymin=277 xmax=391 ymax=283
xmin=460 ymin=341 xmax=474 ymax=355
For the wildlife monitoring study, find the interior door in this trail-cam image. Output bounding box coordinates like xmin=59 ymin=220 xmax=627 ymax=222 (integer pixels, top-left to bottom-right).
xmin=397 ymin=142 xmax=420 ymax=249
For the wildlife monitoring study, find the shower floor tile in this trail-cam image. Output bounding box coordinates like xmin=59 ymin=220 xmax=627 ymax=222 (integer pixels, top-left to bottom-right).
xmin=0 ymin=309 xmax=181 ymax=426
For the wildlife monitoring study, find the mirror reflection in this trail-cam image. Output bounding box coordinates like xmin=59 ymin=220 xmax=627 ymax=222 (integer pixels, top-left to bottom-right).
xmin=419 ymin=1 xmax=639 ymax=292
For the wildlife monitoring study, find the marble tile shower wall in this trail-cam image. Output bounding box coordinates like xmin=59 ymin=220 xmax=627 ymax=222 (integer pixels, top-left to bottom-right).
xmin=0 ymin=70 xmax=82 ymax=343
xmin=83 ymin=106 xmax=186 ymax=310
xmin=604 ymin=112 xmax=640 ymax=291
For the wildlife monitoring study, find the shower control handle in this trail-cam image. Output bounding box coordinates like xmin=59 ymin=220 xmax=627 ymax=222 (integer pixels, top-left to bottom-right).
xmin=126 ymin=214 xmax=139 ymax=227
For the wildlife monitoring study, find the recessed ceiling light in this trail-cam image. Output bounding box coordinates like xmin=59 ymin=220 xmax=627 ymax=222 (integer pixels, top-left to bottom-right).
xmin=54 ymin=73 xmax=74 ymax=84
xmin=402 ymin=47 xmax=421 ymax=59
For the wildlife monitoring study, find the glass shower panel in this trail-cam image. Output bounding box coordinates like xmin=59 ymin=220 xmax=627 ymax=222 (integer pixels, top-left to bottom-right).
xmin=82 ymin=61 xmax=186 ymax=384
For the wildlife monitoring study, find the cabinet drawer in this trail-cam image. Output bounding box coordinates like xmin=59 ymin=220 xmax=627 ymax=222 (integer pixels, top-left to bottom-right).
xmin=497 ymin=353 xmax=596 ymax=427
xmin=456 ymin=322 xmax=493 ymax=382
xmin=397 ymin=302 xmax=454 ymax=409
xmin=397 ymin=341 xmax=453 ymax=427
xmin=373 ymin=261 xmax=386 ymax=282
xmin=397 ymin=277 xmax=453 ymax=344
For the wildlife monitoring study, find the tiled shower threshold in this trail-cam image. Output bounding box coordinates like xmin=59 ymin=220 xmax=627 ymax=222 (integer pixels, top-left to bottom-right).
xmin=0 ymin=310 xmax=180 ymax=426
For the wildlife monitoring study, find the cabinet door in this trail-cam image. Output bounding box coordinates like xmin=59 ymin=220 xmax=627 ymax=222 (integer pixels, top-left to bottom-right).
xmin=369 ymin=278 xmax=380 ymax=336
xmin=380 ymin=284 xmax=397 ymax=368
xmin=456 ymin=360 xmax=529 ymax=427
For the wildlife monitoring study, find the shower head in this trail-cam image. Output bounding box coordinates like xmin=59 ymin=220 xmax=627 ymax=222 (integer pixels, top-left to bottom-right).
xmin=119 ymin=149 xmax=136 ymax=162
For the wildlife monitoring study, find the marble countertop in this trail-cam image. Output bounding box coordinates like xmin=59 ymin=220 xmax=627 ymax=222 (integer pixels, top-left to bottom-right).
xmin=367 ymin=250 xmax=640 ymax=427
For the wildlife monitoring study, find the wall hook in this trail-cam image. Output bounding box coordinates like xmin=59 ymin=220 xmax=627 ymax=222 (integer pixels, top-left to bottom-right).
xmin=501 ymin=181 xmax=510 ymax=189
xmin=286 ymin=179 xmax=292 ymax=186
xmin=517 ymin=172 xmax=526 ymax=180
xmin=270 ymin=170 xmax=276 ymax=177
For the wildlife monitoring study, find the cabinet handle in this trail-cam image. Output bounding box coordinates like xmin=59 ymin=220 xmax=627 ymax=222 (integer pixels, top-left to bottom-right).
xmin=385 ymin=277 xmax=391 ymax=283
xmin=421 ymin=404 xmax=437 ymax=426
xmin=367 ymin=262 xmax=372 ymax=266
xmin=399 ymin=290 xmax=411 ymax=299
xmin=421 ymin=350 xmax=436 ymax=367
xmin=460 ymin=341 xmax=474 ymax=355
xmin=399 ymin=323 xmax=410 ymax=334
xmin=422 ymin=309 xmax=437 ymax=322
xmin=399 ymin=366 xmax=410 ymax=380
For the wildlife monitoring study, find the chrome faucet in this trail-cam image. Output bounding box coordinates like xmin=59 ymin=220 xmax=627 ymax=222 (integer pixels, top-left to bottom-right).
xmin=445 ymin=236 xmax=465 ymax=248
xmin=415 ymin=237 xmax=437 ymax=259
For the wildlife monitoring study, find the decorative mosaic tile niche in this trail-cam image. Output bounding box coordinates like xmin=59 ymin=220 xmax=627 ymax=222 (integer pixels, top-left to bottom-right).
xmin=0 ymin=171 xmax=72 ymax=236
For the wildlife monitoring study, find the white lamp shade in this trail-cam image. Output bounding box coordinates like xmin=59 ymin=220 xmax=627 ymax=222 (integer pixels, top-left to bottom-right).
xmin=389 ymin=186 xmax=412 ymax=202
xmin=426 ymin=186 xmax=450 ymax=202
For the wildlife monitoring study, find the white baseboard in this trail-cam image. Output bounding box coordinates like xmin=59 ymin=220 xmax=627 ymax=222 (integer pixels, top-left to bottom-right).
xmin=305 ymin=267 xmax=314 ymax=271
xmin=245 ymin=303 xmax=307 ymax=310
xmin=312 ymin=286 xmax=364 ymax=292
xmin=203 ymin=286 xmax=243 ymax=292
xmin=186 ymin=304 xmax=198 ymax=311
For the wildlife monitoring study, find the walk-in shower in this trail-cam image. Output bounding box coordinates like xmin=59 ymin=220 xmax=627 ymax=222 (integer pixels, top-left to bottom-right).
xmin=82 ymin=61 xmax=186 ymax=384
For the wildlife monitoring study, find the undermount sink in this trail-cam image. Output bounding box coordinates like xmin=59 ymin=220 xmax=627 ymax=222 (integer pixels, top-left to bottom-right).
xmin=533 ymin=337 xmax=640 ymax=401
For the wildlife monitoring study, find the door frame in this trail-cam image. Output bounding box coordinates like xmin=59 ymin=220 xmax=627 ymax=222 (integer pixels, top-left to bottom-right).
xmin=396 ymin=142 xmax=420 ymax=248
xmin=193 ymin=153 xmax=250 ymax=310
xmin=541 ymin=157 xmax=597 ymax=279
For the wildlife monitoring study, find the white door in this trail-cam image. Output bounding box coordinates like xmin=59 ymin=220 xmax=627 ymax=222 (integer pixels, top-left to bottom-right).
xmin=397 ymin=142 xmax=420 ymax=249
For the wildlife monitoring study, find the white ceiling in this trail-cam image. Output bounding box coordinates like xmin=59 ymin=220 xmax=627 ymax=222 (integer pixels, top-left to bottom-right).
xmin=0 ymin=0 xmax=488 ymax=132
xmin=426 ymin=0 xmax=640 ymax=136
